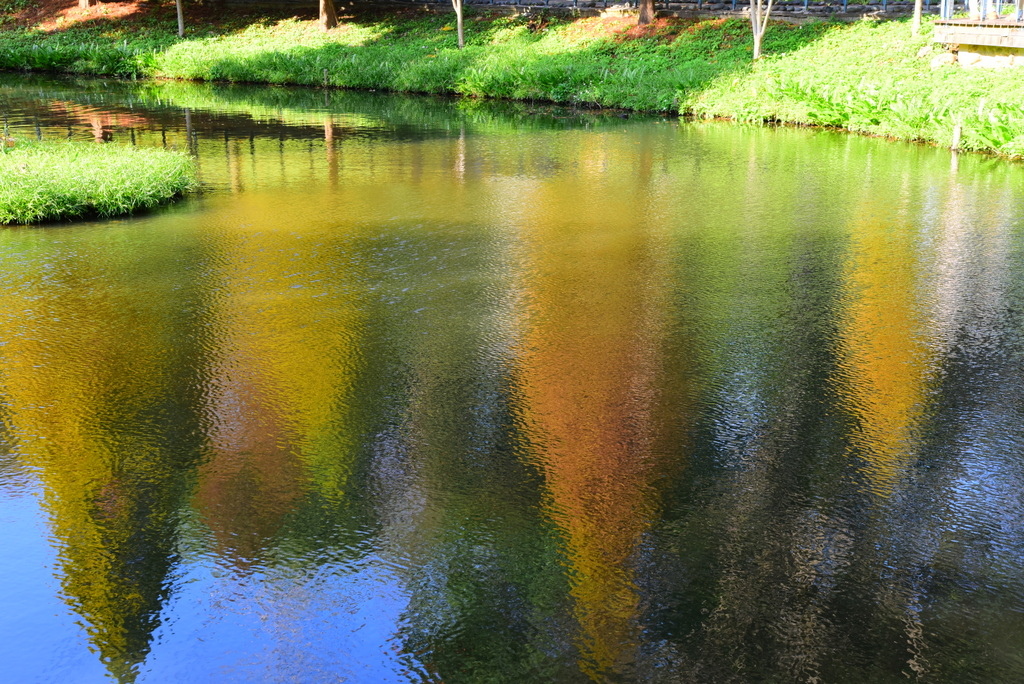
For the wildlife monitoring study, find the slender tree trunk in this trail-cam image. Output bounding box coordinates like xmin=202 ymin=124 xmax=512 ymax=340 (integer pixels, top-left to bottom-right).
xmin=78 ymin=0 xmax=94 ymax=9
xmin=175 ymin=0 xmax=185 ymax=37
xmin=912 ymin=0 xmax=923 ymax=35
xmin=750 ymin=0 xmax=774 ymax=60
xmin=752 ymin=0 xmax=762 ymax=60
xmin=457 ymin=6 xmax=464 ymax=50
xmin=320 ymin=0 xmax=338 ymax=30
xmin=638 ymin=0 xmax=655 ymax=25
xmin=452 ymin=0 xmax=464 ymax=49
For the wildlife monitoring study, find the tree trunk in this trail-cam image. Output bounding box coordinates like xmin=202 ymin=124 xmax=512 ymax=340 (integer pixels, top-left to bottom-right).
xmin=749 ymin=0 xmax=774 ymax=60
xmin=912 ymin=0 xmax=923 ymax=35
xmin=751 ymin=1 xmax=762 ymax=60
xmin=78 ymin=0 xmax=94 ymax=9
xmin=175 ymin=0 xmax=185 ymax=37
xmin=638 ymin=0 xmax=655 ymax=25
xmin=452 ymin=0 xmax=464 ymax=49
xmin=320 ymin=0 xmax=338 ymax=30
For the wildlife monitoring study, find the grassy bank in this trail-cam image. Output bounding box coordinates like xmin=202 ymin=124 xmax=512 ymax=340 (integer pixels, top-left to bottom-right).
xmin=1 ymin=3 xmax=1022 ymax=156
xmin=0 ymin=140 xmax=195 ymax=224
xmin=688 ymin=19 xmax=1024 ymax=156
xmin=0 ymin=9 xmax=827 ymax=110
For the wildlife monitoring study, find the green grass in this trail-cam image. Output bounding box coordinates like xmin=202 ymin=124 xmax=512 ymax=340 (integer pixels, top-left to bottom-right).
xmin=1 ymin=9 xmax=1022 ymax=157
xmin=0 ymin=11 xmax=830 ymax=110
xmin=690 ymin=18 xmax=1024 ymax=156
xmin=0 ymin=140 xmax=196 ymax=224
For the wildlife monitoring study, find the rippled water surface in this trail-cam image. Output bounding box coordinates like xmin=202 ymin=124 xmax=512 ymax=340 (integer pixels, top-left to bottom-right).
xmin=2 ymin=74 xmax=1024 ymax=683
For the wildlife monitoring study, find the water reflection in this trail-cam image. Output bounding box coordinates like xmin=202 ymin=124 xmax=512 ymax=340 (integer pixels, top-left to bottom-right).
xmin=513 ymin=161 xmax=679 ymax=678
xmin=838 ymin=205 xmax=930 ymax=498
xmin=2 ymin=75 xmax=1024 ymax=682
xmin=0 ymin=230 xmax=208 ymax=679
xmin=194 ymin=216 xmax=366 ymax=565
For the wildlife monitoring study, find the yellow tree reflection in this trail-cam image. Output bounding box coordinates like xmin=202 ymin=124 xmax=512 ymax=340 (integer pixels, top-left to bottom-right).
xmin=193 ymin=196 xmax=365 ymax=564
xmin=837 ymin=210 xmax=930 ymax=497
xmin=512 ymin=141 xmax=683 ymax=678
xmin=0 ymin=236 xmax=205 ymax=682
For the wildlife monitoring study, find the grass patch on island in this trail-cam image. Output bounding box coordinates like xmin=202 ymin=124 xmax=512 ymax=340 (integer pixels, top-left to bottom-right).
xmin=0 ymin=139 xmax=196 ymax=224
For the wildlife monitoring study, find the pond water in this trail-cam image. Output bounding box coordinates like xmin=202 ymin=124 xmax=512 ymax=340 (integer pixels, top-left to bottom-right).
xmin=2 ymin=74 xmax=1024 ymax=683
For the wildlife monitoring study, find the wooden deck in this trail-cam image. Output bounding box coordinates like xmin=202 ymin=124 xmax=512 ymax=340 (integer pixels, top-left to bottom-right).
xmin=934 ymin=18 xmax=1024 ymax=48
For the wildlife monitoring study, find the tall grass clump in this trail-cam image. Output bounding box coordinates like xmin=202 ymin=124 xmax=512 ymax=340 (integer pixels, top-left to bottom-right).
xmin=688 ymin=18 xmax=1024 ymax=156
xmin=0 ymin=140 xmax=196 ymax=224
